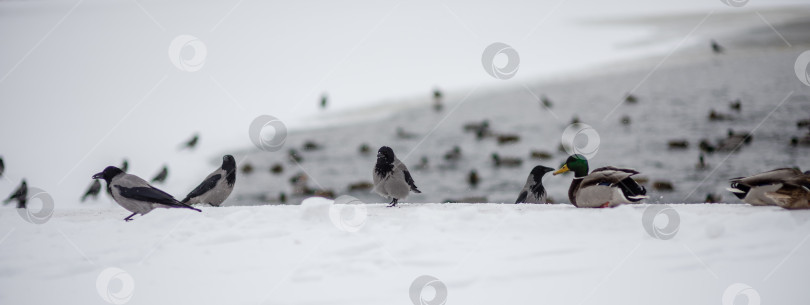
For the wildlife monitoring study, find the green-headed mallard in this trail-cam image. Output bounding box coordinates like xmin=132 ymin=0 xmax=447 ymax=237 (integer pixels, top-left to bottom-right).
xmin=728 ymin=168 xmax=810 ymax=209
xmin=552 ymin=154 xmax=647 ymax=208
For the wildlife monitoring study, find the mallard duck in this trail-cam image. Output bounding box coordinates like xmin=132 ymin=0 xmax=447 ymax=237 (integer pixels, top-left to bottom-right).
xmin=468 ymin=169 xmax=480 ymax=188
xmin=492 ymin=153 xmax=522 ymax=167
xmin=541 ymin=95 xmax=553 ymax=108
xmin=444 ymin=146 xmax=462 ymax=161
xmin=711 ymin=39 xmax=724 ymax=54
xmin=396 ymin=127 xmax=418 ymax=139
xmin=496 ymin=134 xmax=520 ymax=145
xmin=728 ymin=168 xmax=810 ymax=209
xmin=667 ymin=139 xmax=689 ymax=149
xmin=552 ymin=154 xmax=647 ymax=208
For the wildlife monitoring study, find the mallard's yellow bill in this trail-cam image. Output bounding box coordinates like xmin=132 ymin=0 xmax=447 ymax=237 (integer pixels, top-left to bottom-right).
xmin=553 ymin=165 xmax=569 ymax=176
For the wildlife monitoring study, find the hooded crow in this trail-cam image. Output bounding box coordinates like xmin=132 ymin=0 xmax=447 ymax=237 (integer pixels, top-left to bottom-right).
xmin=3 ymin=179 xmax=27 ymax=208
xmin=181 ymin=133 xmax=199 ymax=150
xmin=181 ymin=155 xmax=236 ymax=207
xmin=515 ymin=166 xmax=554 ymax=204
xmin=151 ymin=165 xmax=169 ymax=184
xmin=93 ymin=166 xmax=200 ymax=221
xmin=82 ymin=179 xmax=102 ymax=202
xmin=373 ymin=146 xmax=421 ymax=207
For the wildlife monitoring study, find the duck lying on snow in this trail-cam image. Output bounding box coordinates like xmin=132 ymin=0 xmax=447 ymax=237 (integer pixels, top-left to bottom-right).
xmin=552 ymin=154 xmax=647 ymax=208
xmin=728 ymin=168 xmax=810 ymax=209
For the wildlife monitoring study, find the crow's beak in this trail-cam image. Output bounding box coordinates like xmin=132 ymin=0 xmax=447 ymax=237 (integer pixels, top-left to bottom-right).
xmin=377 ymin=152 xmax=383 ymax=158
xmin=92 ymin=172 xmax=104 ymax=179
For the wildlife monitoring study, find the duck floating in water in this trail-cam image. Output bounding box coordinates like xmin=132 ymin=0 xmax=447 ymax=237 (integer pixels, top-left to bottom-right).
xmin=540 ymin=95 xmax=553 ymax=108
xmin=444 ymin=146 xmax=462 ymax=161
xmin=530 ymin=150 xmax=553 ymax=160
xmin=552 ymin=154 xmax=647 ymax=208
xmin=492 ymin=153 xmax=522 ymax=168
xmin=496 ymin=134 xmax=520 ymax=145
xmin=711 ymin=39 xmax=724 ymax=54
xmin=468 ymin=169 xmax=480 ymax=189
xmin=667 ymin=140 xmax=689 ymax=150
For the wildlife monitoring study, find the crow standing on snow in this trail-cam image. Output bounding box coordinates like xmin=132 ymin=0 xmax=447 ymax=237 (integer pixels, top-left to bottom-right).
xmin=92 ymin=166 xmax=200 ymax=221
xmin=373 ymin=146 xmax=421 ymax=207
xmin=515 ymin=166 xmax=554 ymax=204
xmin=0 ymin=157 xmax=4 ymax=178
xmin=320 ymin=93 xmax=328 ymax=109
xmin=3 ymin=179 xmax=27 ymax=208
xmin=82 ymin=179 xmax=102 ymax=202
xmin=181 ymin=155 xmax=236 ymax=207
xmin=180 ymin=133 xmax=199 ymax=150
xmin=151 ymin=165 xmax=169 ymax=184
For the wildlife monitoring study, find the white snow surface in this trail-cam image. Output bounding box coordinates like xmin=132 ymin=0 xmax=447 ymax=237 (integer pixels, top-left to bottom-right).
xmin=1 ymin=198 xmax=809 ymax=304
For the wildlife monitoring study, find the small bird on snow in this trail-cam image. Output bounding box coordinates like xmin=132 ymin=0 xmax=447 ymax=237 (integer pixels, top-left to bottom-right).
xmin=181 ymin=155 xmax=236 ymax=207
xmin=3 ymin=179 xmax=27 ymax=208
xmin=515 ymin=166 xmax=554 ymax=204
xmin=373 ymin=146 xmax=421 ymax=207
xmin=151 ymin=165 xmax=169 ymax=184
xmin=93 ymin=166 xmax=200 ymax=221
xmin=82 ymin=179 xmax=102 ymax=202
xmin=180 ymin=133 xmax=199 ymax=150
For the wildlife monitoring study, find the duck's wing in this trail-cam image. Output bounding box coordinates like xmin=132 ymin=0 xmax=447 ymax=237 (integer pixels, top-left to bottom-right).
xmin=765 ymin=183 xmax=810 ymax=209
xmin=579 ymin=167 xmax=646 ymax=205
xmin=731 ymin=168 xmax=802 ymax=186
xmin=580 ymin=167 xmax=639 ymax=188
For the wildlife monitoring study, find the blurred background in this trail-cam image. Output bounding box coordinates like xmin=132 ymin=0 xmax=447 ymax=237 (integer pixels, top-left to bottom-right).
xmin=1 ymin=0 xmax=809 ymax=207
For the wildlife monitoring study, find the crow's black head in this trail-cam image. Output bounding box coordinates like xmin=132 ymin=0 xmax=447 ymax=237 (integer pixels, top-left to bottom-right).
xmin=222 ymin=155 xmax=236 ymax=172
xmin=530 ymin=165 xmax=554 ymax=184
xmin=375 ymin=146 xmax=395 ymax=176
xmin=92 ymin=166 xmax=124 ymax=184
xmin=222 ymin=155 xmax=237 ymax=186
xmin=377 ymin=146 xmax=395 ymax=164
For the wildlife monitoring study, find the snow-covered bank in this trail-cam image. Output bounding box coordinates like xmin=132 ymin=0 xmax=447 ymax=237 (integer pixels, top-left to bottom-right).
xmin=1 ymin=198 xmax=809 ymax=304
